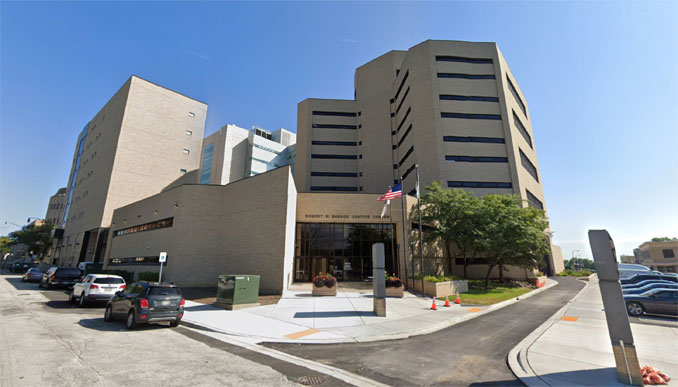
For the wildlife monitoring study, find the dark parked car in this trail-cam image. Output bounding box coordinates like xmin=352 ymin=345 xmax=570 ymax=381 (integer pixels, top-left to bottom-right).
xmin=622 ymin=279 xmax=675 ymax=289
xmin=623 ymin=283 xmax=678 ymax=295
xmin=39 ymin=267 xmax=83 ymax=289
xmin=624 ymin=289 xmax=678 ymax=317
xmin=620 ymin=273 xmax=678 ymax=286
xmin=104 ymin=282 xmax=184 ymax=330
xmin=22 ymin=268 xmax=43 ymax=282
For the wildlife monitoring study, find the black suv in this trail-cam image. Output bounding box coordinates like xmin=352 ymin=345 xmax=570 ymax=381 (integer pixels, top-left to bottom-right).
xmin=104 ymin=282 xmax=185 ymax=330
xmin=39 ymin=267 xmax=83 ymax=289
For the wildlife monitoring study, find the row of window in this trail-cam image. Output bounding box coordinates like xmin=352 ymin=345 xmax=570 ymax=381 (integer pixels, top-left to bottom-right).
xmin=394 ymin=71 xmax=409 ymax=100
xmin=397 ymin=107 xmax=411 ymax=132
xmin=109 ymin=256 xmax=161 ymax=266
xmin=440 ymin=94 xmax=498 ymax=102
xmin=311 ymin=154 xmax=358 ymax=160
xmin=506 ymin=75 xmax=527 ymax=117
xmin=253 ymin=143 xmax=281 ymax=155
xmin=519 ymin=149 xmax=539 ymax=182
xmin=513 ymin=111 xmax=533 ymax=148
xmin=312 ymin=124 xmax=357 ymax=130
xmin=252 ymin=157 xmax=284 ymax=168
xmin=311 ymin=172 xmax=358 ymax=177
xmin=436 ymin=55 xmax=493 ymax=64
xmin=438 ymin=73 xmax=495 ymax=80
xmin=526 ymin=189 xmax=544 ymax=210
xmin=443 ymin=136 xmax=505 ymax=144
xmin=399 ymin=146 xmax=414 ymax=166
xmin=312 ymin=140 xmax=357 ymax=146
xmin=448 ymin=181 xmax=512 ymax=189
xmin=445 ymin=155 xmax=508 ymax=163
xmin=200 ymin=143 xmax=214 ymax=184
xmin=310 ymin=186 xmax=359 ymax=192
xmin=398 ymin=124 xmax=413 ymax=148
xmin=113 ymin=217 xmax=174 ymax=237
xmin=396 ymin=87 xmax=409 ymax=114
xmin=402 ymin=164 xmax=416 ymax=180
xmin=441 ymin=112 xmax=502 ymax=120
xmin=312 ymin=111 xmax=357 ymax=117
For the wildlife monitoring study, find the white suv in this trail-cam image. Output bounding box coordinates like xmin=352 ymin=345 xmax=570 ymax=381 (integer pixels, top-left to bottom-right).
xmin=70 ymin=274 xmax=126 ymax=306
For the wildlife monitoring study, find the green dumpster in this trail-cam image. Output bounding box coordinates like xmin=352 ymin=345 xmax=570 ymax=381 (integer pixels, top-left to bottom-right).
xmin=217 ymin=275 xmax=260 ymax=310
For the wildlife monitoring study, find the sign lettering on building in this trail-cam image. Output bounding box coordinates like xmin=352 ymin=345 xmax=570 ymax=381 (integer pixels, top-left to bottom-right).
xmin=303 ymin=214 xmax=390 ymax=220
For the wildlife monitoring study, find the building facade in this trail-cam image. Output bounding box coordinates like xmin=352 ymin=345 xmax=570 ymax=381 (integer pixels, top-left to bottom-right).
xmin=635 ymin=241 xmax=678 ymax=273
xmin=53 ymin=76 xmax=207 ymax=267
xmin=44 ymin=188 xmax=67 ymax=225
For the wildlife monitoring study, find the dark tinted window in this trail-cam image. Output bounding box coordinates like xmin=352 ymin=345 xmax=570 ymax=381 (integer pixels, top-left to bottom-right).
xmin=149 ymin=287 xmax=182 ymax=296
xmin=29 ymin=268 xmax=41 ymax=273
xmin=663 ymin=249 xmax=675 ymax=258
xmin=56 ymin=268 xmax=82 ymax=276
xmin=94 ymin=277 xmax=125 ymax=284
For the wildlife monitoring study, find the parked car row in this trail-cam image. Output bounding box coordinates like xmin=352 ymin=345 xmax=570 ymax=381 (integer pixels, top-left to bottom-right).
xmin=622 ymin=272 xmax=678 ymax=317
xmin=21 ymin=266 xmax=184 ymax=330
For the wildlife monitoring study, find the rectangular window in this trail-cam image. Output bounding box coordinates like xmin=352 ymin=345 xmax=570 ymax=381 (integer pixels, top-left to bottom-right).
xmin=200 ymin=143 xmax=214 ymax=183
xmin=445 ymin=155 xmax=508 ymax=163
xmin=519 ymin=149 xmax=539 ymax=182
xmin=441 ymin=112 xmax=501 ymax=120
xmin=312 ymin=141 xmax=357 ymax=146
xmin=438 ymin=73 xmax=495 ymax=79
xmin=443 ymin=136 xmax=505 ymax=144
xmin=396 ymin=87 xmax=409 ymax=114
xmin=513 ymin=111 xmax=533 ymax=148
xmin=311 ymin=124 xmax=357 ymax=130
xmin=185 ymin=130 xmax=193 ymax=136
xmin=394 ymin=70 xmax=409 ymax=100
xmin=253 ymin=143 xmax=282 ymax=155
xmin=180 ymin=169 xmax=187 ymax=174
xmin=398 ymin=124 xmax=413 ymax=148
xmin=402 ymin=164 xmax=416 ymax=180
xmin=188 ymin=112 xmax=195 ymax=117
xmin=506 ymin=75 xmax=527 ymax=117
xmin=311 ymin=172 xmax=358 ymax=177
xmin=440 ymin=95 xmax=498 ymax=102
xmin=113 ymin=218 xmax=174 ymax=237
xmin=109 ymin=256 xmax=161 ymax=266
xmin=183 ymin=149 xmax=190 ymax=154
xmin=310 ymin=186 xmax=359 ymax=192
xmin=311 ymin=154 xmax=358 ymax=160
xmin=312 ymin=111 xmax=357 ymax=117
xmin=399 ymin=146 xmax=414 ymax=166
xmin=448 ymin=181 xmax=512 ymax=189
xmin=397 ymin=107 xmax=411 ymax=132
xmin=663 ymin=249 xmax=676 ymax=258
xmin=436 ymin=55 xmax=493 ymax=64
xmin=526 ymin=189 xmax=544 ymax=210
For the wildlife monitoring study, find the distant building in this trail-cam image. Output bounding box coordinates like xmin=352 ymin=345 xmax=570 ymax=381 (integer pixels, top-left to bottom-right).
xmin=619 ymin=255 xmax=635 ymax=264
xmin=44 ymin=188 xmax=67 ymax=225
xmin=198 ymin=124 xmax=296 ymax=185
xmin=636 ymin=241 xmax=678 ymax=273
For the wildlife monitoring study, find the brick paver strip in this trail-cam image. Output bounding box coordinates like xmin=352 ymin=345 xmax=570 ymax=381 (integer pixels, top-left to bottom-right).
xmin=284 ymin=329 xmax=321 ymax=339
xmin=468 ymin=308 xmax=483 ymax=312
xmin=561 ymin=315 xmax=579 ymax=322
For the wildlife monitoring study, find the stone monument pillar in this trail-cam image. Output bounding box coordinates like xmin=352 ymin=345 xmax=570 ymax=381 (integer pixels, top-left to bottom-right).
xmin=372 ymin=243 xmax=386 ymax=317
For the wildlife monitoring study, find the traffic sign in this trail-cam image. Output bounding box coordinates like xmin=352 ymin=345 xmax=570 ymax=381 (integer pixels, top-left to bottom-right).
xmin=159 ymin=252 xmax=167 ymax=263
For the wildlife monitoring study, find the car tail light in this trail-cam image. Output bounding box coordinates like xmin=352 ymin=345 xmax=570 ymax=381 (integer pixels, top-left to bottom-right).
xmin=50 ymin=275 xmax=55 ymax=281
xmin=120 ymin=284 xmax=126 ymax=289
xmin=180 ymin=298 xmax=185 ymax=307
xmin=89 ymin=284 xmax=99 ymax=289
xmin=140 ymin=298 xmax=149 ymax=308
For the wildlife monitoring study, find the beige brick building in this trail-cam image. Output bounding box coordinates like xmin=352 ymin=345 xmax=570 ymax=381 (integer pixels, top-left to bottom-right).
xmin=53 ymin=76 xmax=207 ymax=267
xmin=44 ymin=187 xmax=67 ymax=225
xmin=635 ymin=241 xmax=678 ymax=273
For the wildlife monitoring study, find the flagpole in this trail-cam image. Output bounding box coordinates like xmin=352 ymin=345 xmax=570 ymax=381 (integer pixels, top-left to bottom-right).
xmin=416 ymin=164 xmax=425 ymax=298
xmin=399 ymin=176 xmax=409 ymax=291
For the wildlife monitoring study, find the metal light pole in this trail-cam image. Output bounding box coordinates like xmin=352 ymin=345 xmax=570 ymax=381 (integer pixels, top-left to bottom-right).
xmin=399 ymin=177 xmax=409 ymax=290
xmin=415 ymin=164 xmax=425 ymax=297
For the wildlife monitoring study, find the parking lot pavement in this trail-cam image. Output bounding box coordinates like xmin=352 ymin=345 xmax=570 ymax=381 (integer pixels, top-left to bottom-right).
xmin=0 ymin=275 xmax=348 ymax=387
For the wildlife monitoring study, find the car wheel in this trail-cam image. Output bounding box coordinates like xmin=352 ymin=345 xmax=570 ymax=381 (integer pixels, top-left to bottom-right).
xmin=68 ymin=291 xmax=76 ymax=303
xmin=79 ymin=293 xmax=87 ymax=307
xmin=627 ymin=301 xmax=644 ymax=316
xmin=104 ymin=306 xmax=114 ymax=322
xmin=169 ymin=319 xmax=181 ymax=328
xmin=46 ymin=283 xmax=52 ymax=290
xmin=126 ymin=311 xmax=137 ymax=330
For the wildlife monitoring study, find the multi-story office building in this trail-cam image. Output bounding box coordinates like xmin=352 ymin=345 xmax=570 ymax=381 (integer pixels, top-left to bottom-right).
xmin=44 ymin=188 xmax=67 ymax=225
xmin=53 ymin=76 xmax=207 ymax=267
xmin=635 ymin=240 xmax=678 ymax=273
xmin=199 ymin=124 xmax=296 ymax=185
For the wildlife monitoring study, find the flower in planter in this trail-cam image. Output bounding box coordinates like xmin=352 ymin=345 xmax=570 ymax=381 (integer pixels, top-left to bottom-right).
xmin=312 ymin=273 xmax=336 ymax=288
xmin=385 ymin=274 xmax=403 ymax=288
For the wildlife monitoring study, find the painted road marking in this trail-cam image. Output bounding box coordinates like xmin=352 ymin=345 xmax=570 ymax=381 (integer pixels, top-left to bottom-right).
xmin=468 ymin=308 xmax=483 ymax=312
xmin=284 ymin=328 xmax=320 ymax=339
xmin=561 ymin=316 xmax=579 ymax=322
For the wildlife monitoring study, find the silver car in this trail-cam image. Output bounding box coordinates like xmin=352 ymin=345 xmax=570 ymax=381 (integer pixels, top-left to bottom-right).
xmin=70 ymin=274 xmax=126 ymax=306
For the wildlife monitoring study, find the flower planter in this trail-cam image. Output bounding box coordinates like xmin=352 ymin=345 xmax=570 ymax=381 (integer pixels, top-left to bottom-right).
xmin=385 ymin=286 xmax=404 ymax=298
xmin=407 ymin=279 xmax=468 ymax=298
xmin=534 ymin=276 xmax=547 ymax=288
xmin=312 ymin=284 xmax=337 ymax=296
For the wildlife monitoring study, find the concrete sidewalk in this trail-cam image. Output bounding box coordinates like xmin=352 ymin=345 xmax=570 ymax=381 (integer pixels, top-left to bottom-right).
xmin=510 ymin=277 xmax=678 ymax=386
xmin=182 ymin=280 xmax=557 ymax=344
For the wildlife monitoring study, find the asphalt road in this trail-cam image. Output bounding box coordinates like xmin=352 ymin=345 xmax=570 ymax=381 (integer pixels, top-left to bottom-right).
xmin=0 ymin=275 xmax=347 ymax=387
xmin=266 ymin=277 xmax=587 ymax=386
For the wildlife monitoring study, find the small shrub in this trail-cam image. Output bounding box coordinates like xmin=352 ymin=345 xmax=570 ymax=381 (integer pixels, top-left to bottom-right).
xmin=312 ymin=274 xmax=336 ymax=288
xmin=385 ymin=277 xmax=403 ymax=288
xmin=138 ymin=271 xmax=159 ymax=282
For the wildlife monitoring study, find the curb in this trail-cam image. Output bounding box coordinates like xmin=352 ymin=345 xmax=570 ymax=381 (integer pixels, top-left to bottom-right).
xmin=507 ymin=278 xmax=592 ymax=386
xmin=184 ymin=278 xmax=559 ymax=345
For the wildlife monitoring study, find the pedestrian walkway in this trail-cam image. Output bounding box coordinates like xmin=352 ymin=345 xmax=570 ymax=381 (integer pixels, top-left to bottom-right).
xmin=510 ymin=277 xmax=678 ymax=386
xmin=182 ymin=280 xmax=556 ymax=344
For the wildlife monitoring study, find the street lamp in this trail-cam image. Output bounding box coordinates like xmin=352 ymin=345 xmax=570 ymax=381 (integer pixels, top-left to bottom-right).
xmin=4 ymin=221 xmax=23 ymax=229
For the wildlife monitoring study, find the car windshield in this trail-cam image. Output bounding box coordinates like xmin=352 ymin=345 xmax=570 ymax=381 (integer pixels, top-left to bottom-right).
xmin=29 ymin=268 xmax=41 ymax=273
xmin=94 ymin=277 xmax=124 ymax=284
xmin=148 ymin=287 xmax=181 ymax=296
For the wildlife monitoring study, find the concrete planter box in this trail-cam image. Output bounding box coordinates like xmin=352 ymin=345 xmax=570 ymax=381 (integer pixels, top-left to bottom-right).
xmin=533 ymin=276 xmax=548 ymax=288
xmin=385 ymin=286 xmax=404 ymax=298
xmin=312 ymin=284 xmax=337 ymax=296
xmin=407 ymin=279 xmax=468 ymax=298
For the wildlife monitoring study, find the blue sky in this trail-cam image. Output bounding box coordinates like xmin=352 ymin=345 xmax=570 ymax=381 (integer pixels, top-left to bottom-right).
xmin=1 ymin=1 xmax=676 ymax=259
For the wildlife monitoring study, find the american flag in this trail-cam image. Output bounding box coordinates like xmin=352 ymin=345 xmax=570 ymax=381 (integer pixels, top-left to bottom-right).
xmin=377 ymin=184 xmax=402 ymax=201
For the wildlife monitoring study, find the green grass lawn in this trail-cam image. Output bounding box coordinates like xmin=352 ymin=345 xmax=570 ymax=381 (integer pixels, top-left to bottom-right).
xmin=437 ymin=280 xmax=534 ymax=306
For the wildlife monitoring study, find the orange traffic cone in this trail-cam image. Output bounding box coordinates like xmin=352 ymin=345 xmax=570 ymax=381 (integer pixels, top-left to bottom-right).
xmin=455 ymin=291 xmax=461 ymax=304
xmin=431 ymin=298 xmax=437 ymax=311
xmin=444 ymin=294 xmax=451 ymax=307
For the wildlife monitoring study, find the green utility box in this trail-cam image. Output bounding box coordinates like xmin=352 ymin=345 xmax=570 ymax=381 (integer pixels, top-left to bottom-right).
xmin=216 ymin=275 xmax=260 ymax=310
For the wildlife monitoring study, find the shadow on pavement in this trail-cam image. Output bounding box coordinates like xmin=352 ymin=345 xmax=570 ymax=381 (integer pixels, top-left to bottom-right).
xmin=3 ymin=276 xmax=41 ymax=291
xmin=520 ymin=367 xmax=619 ymax=386
xmin=78 ymin=318 xmax=169 ymax=332
xmin=294 ymin=311 xmax=376 ymax=318
xmin=184 ymin=304 xmax=221 ymax=312
xmin=469 ymin=379 xmax=522 ymax=386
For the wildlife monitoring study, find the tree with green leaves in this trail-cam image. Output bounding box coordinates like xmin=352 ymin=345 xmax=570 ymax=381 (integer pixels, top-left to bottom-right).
xmin=420 ymin=181 xmax=484 ymax=279
xmin=477 ymin=194 xmax=551 ymax=288
xmin=651 ymin=237 xmax=677 ymax=242
xmin=8 ymin=223 xmax=55 ymax=259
